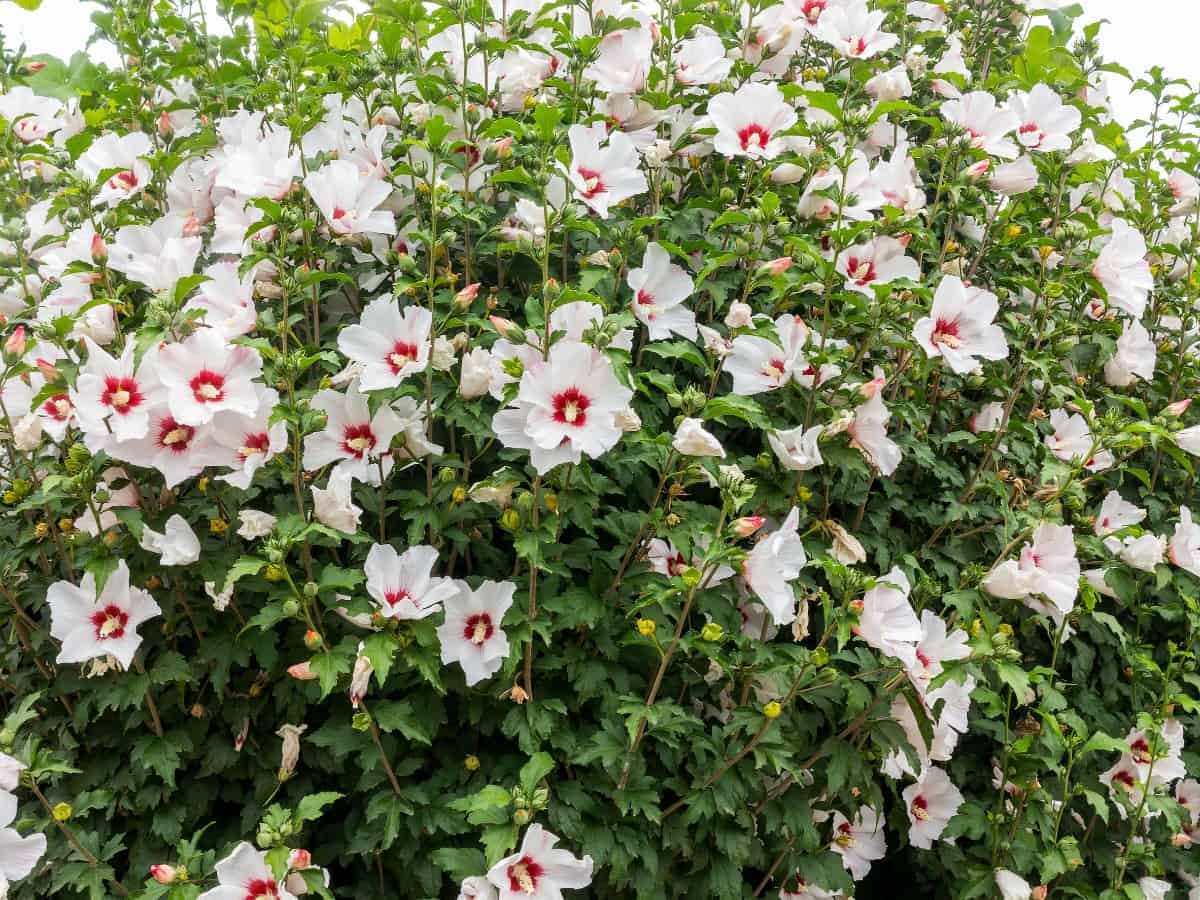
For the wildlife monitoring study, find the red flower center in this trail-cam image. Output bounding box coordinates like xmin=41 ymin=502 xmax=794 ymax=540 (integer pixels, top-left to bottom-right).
xmin=552 ymin=387 xmax=590 ymax=427
xmin=1130 ymin=737 xmax=1152 ymax=764
xmin=101 ymin=376 xmax=143 ymax=413
xmin=1019 ymin=122 xmax=1043 ymax=146
xmin=737 ymin=123 xmax=771 ymax=152
xmin=43 ymin=393 xmax=72 ymax=421
xmin=108 ymin=169 xmax=139 ymax=192
xmin=930 ymin=318 xmax=962 ymax=349
xmin=801 ymin=0 xmax=826 ymax=23
xmin=576 ymin=166 xmax=605 ymax=198
xmin=190 ymin=369 xmax=226 ymax=404
xmin=507 ymin=856 xmax=545 ymax=894
xmin=1113 ymin=769 xmax=1136 ymax=789
xmin=463 ymin=613 xmax=494 ymax=646
xmin=385 ymin=588 xmax=413 ymax=608
xmin=342 ymin=423 xmax=376 ymax=459
xmin=239 ymin=432 xmax=271 ymax=461
xmin=243 ymin=879 xmax=279 ymax=899
xmin=763 ymin=358 xmax=788 ymax=381
xmin=846 ymin=36 xmax=868 ymax=56
xmin=452 ymin=141 xmax=481 ymax=168
xmin=157 ymin=416 xmax=195 ymax=453
xmin=667 ymin=552 xmax=686 ymax=577
xmin=910 ymin=795 xmax=930 ymax=820
xmin=387 ymin=341 xmax=420 ymax=374
xmin=636 ymin=289 xmax=655 ymax=307
xmin=846 ymin=255 xmax=877 ymax=285
xmin=91 ymin=604 xmax=129 ymax=640
xmin=835 ymin=821 xmax=856 ymax=847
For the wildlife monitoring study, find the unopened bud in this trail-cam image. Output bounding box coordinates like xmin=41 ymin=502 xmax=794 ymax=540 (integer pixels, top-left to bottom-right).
xmin=700 ymin=622 xmax=723 ymax=642
xmin=149 ymin=864 xmax=177 ymax=884
xmin=636 ymin=618 xmax=656 ymax=637
xmin=4 ymin=326 xmax=26 ymax=357
xmin=288 ymin=661 xmax=318 ymax=681
xmin=760 ymin=256 xmax=793 ymax=277
xmin=288 ymin=848 xmax=312 ymax=870
xmin=763 ymin=701 xmax=782 ymax=719
xmin=733 ymin=516 xmax=765 ymax=537
xmin=455 ymin=282 xmax=480 ymax=308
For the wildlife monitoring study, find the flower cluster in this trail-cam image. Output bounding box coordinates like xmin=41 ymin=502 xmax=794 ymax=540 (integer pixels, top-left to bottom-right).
xmin=0 ymin=0 xmax=1199 ymax=898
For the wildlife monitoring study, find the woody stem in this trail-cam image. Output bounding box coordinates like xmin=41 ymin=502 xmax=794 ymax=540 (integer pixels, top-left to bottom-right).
xmin=30 ymin=781 xmax=130 ymax=896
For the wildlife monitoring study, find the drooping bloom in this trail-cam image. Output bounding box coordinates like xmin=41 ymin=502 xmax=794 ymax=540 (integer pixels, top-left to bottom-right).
xmin=913 ymin=276 xmax=1008 ymax=375
xmin=140 ymin=514 xmax=202 ymax=566
xmin=437 ymin=580 xmax=516 ymax=686
xmin=337 ymin=299 xmax=432 ymax=391
xmin=982 ymin=522 xmax=1080 ymax=631
xmin=830 ymin=805 xmax=886 ymax=881
xmin=303 ymin=383 xmax=406 ymax=484
xmin=364 ymin=543 xmax=457 ymax=621
xmin=304 ymin=159 xmax=396 ymax=236
xmin=1103 ymin=533 xmax=1166 ymax=573
xmin=627 ymin=242 xmax=696 ymax=341
xmin=855 ymin=566 xmax=922 ymax=664
xmin=1103 ymin=317 xmax=1156 ymax=387
xmin=708 ymin=82 xmax=798 ymax=160
xmin=1169 ymin=506 xmax=1200 ymax=577
xmin=197 ymin=841 xmax=298 ymax=900
xmin=1006 ymin=83 xmax=1081 ymax=153
xmin=1092 ymin=219 xmax=1153 ymax=317
xmin=994 ymin=870 xmax=1033 ymax=900
xmin=1094 ymin=491 xmax=1146 ymax=537
xmin=903 ymin=766 xmax=964 ymax=849
xmin=1045 ymin=409 xmax=1112 ymax=471
xmin=988 ymin=156 xmax=1038 ymax=195
xmin=797 ymin=151 xmax=883 ymax=221
xmin=70 ymin=336 xmax=163 ymax=447
xmin=158 ymin=328 xmax=264 ymax=426
xmin=768 ymin=424 xmax=824 ymax=472
xmin=940 ymin=91 xmax=1020 ymax=158
xmin=492 ymin=341 xmax=633 ymax=475
xmin=907 ymin=609 xmax=970 ymax=692
xmin=47 ymin=561 xmax=161 ymax=669
xmin=835 ymin=236 xmax=920 ymax=296
xmin=311 ymin=467 xmax=362 ymax=534
xmin=0 ymin=790 xmax=46 ymax=896
xmin=486 ymin=824 xmax=594 ymax=900
xmin=672 ymin=418 xmax=725 ymax=457
xmin=565 ymin=124 xmax=648 ymax=219
xmin=743 ymin=508 xmax=807 ymax=626
xmin=813 ymin=1 xmax=899 ymax=60
xmin=848 ymin=391 xmax=902 ymax=477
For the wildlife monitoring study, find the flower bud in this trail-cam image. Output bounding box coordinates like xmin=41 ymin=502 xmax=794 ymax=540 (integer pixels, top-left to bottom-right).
xmin=1165 ymin=398 xmax=1192 ymax=417
xmin=732 ymin=516 xmax=765 ymax=537
xmin=500 ymin=508 xmax=521 ymax=532
xmin=759 ymin=256 xmax=793 ymax=276
xmin=150 ymin=864 xmax=177 ymax=884
xmin=464 ymin=754 xmax=480 ymax=771
xmin=636 ymin=618 xmax=657 ymax=637
xmin=52 ymin=802 xmax=72 ymax=822
xmin=304 ymin=629 xmax=323 ymax=650
xmin=763 ymin=701 xmax=782 ymax=719
xmin=724 ymin=301 xmax=753 ymax=329
xmin=455 ymin=282 xmax=480 ymax=308
xmin=700 ymin=622 xmax=723 ymax=641
xmin=288 ymin=661 xmax=318 ymax=681
xmin=288 ymin=849 xmax=312 ymax=871
xmin=4 ymin=326 xmax=26 ymax=357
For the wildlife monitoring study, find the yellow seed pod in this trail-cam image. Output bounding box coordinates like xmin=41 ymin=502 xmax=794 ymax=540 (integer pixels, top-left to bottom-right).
xmin=636 ymin=618 xmax=657 ymax=637
xmin=763 ymin=701 xmax=783 ymax=720
xmin=543 ymin=492 xmax=558 ymax=514
xmin=1006 ymin=225 xmax=1022 ymax=238
xmin=209 ymin=518 xmax=229 ymax=536
xmin=700 ymin=622 xmax=723 ymax=642
xmin=52 ymin=802 xmax=72 ymax=822
xmin=464 ymin=755 xmax=480 ymax=772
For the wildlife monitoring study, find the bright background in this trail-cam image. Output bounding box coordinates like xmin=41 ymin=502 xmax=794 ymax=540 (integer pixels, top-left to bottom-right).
xmin=0 ymin=0 xmax=1197 ymax=125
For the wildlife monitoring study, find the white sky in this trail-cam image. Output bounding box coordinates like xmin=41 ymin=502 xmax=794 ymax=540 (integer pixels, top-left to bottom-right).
xmin=0 ymin=0 xmax=1197 ymax=125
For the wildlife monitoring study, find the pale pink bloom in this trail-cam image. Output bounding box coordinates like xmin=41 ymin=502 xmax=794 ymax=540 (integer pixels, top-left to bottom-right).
xmin=709 ymin=82 xmax=798 ymax=161
xmin=184 ymin=262 xmax=258 ymax=339
xmin=459 ymin=875 xmax=499 ymax=900
xmin=106 ymin=216 xmax=203 ymax=292
xmin=140 ymin=514 xmax=201 ymax=566
xmin=565 ymin=124 xmax=648 ymax=219
xmin=1177 ymin=425 xmax=1200 ymax=457
xmin=158 ymin=328 xmax=263 ymax=426
xmin=304 ymin=159 xmax=396 ymax=236
xmin=969 ymin=401 xmax=1005 ymax=434
xmin=1006 ymin=83 xmax=1081 ymax=152
xmin=486 ymin=824 xmax=594 ymax=899
xmin=873 ymin=144 xmax=927 ymax=214
xmin=907 ymin=609 xmax=970 ymax=691
xmin=865 ymin=64 xmax=913 ymax=101
xmin=647 ymin=538 xmax=734 ymax=585
xmin=237 ymin=510 xmax=277 ymax=540
xmin=70 ymin=336 xmax=163 ymax=446
xmin=47 ymin=560 xmax=161 ymax=669
xmin=437 ymin=580 xmax=516 ymax=686
xmin=214 ymin=127 xmax=302 ymax=199
xmin=1169 ymin=507 xmax=1200 ymax=577
xmin=211 ymin=195 xmax=271 ymax=255
xmin=303 ymin=383 xmax=407 ymax=484
xmin=913 ymin=276 xmax=1008 ymax=375
xmin=1093 ymin=219 xmax=1153 ymax=317
xmin=1104 ymin=533 xmax=1166 ymax=572
xmin=908 ymin=0 xmax=948 ymax=31
xmin=724 ymin=301 xmax=753 ymax=329
xmin=856 ymin=566 xmax=921 ymax=664
xmin=0 ymin=86 xmax=64 ymax=143
xmin=197 ymin=842 xmax=298 ymax=900
xmin=628 ymin=242 xmax=697 ymax=341
xmin=743 ymin=508 xmax=807 ymax=626
xmin=0 ymin=790 xmax=45 ymax=893
xmin=995 ymin=870 xmax=1032 ymax=900
xmin=848 ymin=392 xmax=902 ymax=476
xmin=798 ymin=151 xmax=882 ymax=221
xmin=1138 ymin=878 xmax=1172 ymax=900
xmin=460 ymin=347 xmax=492 ymax=399
xmin=675 ymin=28 xmax=732 ymax=85
xmin=830 ymin=805 xmax=886 ymax=880
xmin=768 ymin=424 xmax=824 ymax=472
xmin=989 ymin=155 xmax=1038 ymax=195
xmin=835 ymin=235 xmax=920 ymax=295
xmin=584 ymin=27 xmax=652 ymax=93
xmin=1168 ymin=168 xmax=1199 ymax=216
xmin=1045 ymin=409 xmax=1112 ymax=471
xmin=212 ymin=387 xmax=290 ymax=489
xmin=940 ymin=91 xmax=1020 ymax=158
xmin=491 ymin=341 xmax=633 ymax=475
xmin=725 ymin=314 xmax=825 ymax=395
xmin=672 ymin=418 xmax=725 ymax=457
xmin=1093 ymin=491 xmax=1145 ymax=537
xmin=1103 ymin=318 xmax=1156 ymax=387
xmin=903 ymin=766 xmax=964 ymax=849
xmin=982 ymin=522 xmax=1079 ymax=630
xmin=365 ymin=543 xmax=457 ymax=621
xmin=813 ymin=1 xmax=899 ymax=59
xmin=78 ymin=132 xmax=153 ymax=205
xmin=780 ymin=879 xmax=841 ymax=900
xmin=311 ymin=467 xmax=362 ymax=534
xmin=107 ymin=406 xmax=225 ymax=488
xmin=337 ymin=298 xmax=431 ymax=390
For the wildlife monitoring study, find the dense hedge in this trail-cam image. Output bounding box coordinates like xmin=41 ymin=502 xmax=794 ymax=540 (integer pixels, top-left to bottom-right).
xmin=0 ymin=0 xmax=1198 ymax=898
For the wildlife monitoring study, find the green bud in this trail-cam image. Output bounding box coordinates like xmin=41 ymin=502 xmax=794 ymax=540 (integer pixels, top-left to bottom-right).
xmin=500 ymin=508 xmax=521 ymax=532
xmin=680 ymin=566 xmax=702 ymax=587
xmin=282 ymin=599 xmax=301 ymax=617
xmin=303 ymin=581 xmax=319 ymax=599
xmin=352 ymin=711 xmax=373 ymax=732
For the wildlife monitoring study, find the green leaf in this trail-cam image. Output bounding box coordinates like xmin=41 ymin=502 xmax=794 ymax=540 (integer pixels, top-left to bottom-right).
xmin=431 ymin=847 xmax=487 ymax=880
xmin=294 ymin=792 xmax=343 ymax=824
xmin=519 ymin=752 xmax=555 ymax=795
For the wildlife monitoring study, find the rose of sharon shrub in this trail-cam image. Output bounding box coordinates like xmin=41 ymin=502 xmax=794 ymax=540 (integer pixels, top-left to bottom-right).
xmin=0 ymin=0 xmax=1199 ymax=897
